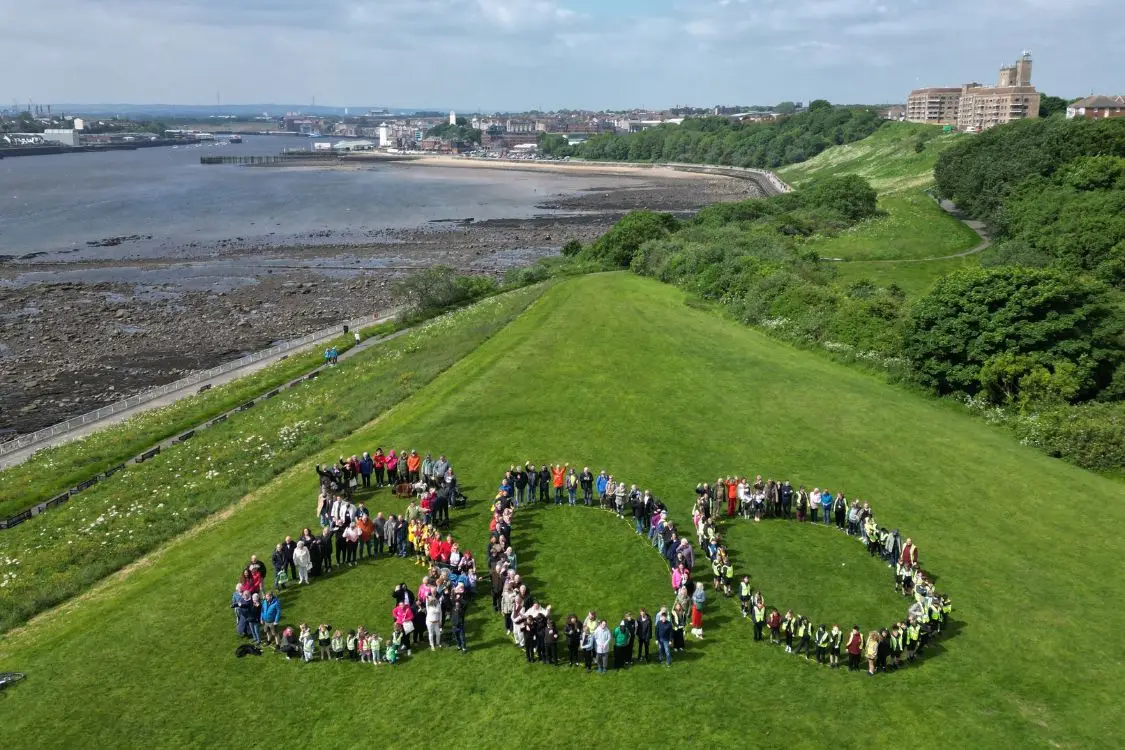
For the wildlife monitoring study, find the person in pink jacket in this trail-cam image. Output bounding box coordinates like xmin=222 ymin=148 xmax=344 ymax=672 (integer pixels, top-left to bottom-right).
xmin=386 ymin=450 xmax=400 ymax=484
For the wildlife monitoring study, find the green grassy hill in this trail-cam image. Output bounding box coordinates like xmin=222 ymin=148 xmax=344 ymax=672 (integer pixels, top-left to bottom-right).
xmin=779 ymin=122 xmax=982 ymax=291
xmin=1 ymin=274 xmax=1121 ymax=749
xmin=780 ymin=122 xmax=963 ymax=193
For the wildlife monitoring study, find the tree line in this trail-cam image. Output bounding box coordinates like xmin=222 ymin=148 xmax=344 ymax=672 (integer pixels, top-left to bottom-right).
xmin=540 ymin=101 xmax=883 ymax=169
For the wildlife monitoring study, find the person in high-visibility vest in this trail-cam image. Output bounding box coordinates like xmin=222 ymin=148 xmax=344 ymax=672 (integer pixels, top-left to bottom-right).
xmin=889 ymin=624 xmax=904 ymax=670
xmin=814 ymin=624 xmax=830 ymax=664
xmin=751 ymin=596 xmax=766 ymax=642
xmin=905 ymin=617 xmax=921 ymax=661
xmin=794 ymin=616 xmax=813 ymax=660
xmin=781 ymin=610 xmax=795 ymax=653
xmin=928 ymin=597 xmax=943 ymax=635
xmin=828 ymin=624 xmax=843 ymax=668
xmin=738 ymin=576 xmax=752 ymax=618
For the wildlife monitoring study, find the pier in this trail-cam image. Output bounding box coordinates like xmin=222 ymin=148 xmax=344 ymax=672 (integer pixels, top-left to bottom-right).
xmin=200 ymin=152 xmax=341 ymax=165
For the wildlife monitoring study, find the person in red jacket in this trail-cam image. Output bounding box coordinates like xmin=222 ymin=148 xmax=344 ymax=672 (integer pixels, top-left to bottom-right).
xmin=551 ymin=464 xmax=567 ymax=503
xmin=846 ymin=625 xmax=864 ymax=671
xmin=726 ymin=478 xmax=738 ymax=517
xmin=901 ymin=538 xmax=918 ymax=567
xmin=439 ymin=535 xmax=453 ymax=563
xmin=767 ymin=607 xmax=782 ymax=644
xmin=373 ymin=449 xmax=387 ymax=487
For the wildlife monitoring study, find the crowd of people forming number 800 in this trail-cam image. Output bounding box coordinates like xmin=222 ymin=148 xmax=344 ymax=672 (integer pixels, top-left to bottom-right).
xmin=228 ymin=454 xmax=952 ymax=677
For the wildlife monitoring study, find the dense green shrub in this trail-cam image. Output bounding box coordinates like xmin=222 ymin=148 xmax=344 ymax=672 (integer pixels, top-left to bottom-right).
xmin=934 ymin=116 xmax=1125 ymax=228
xmin=1011 ymin=401 xmax=1125 ymax=471
xmin=393 ymin=265 xmax=498 ymax=318
xmin=904 ymin=267 xmax=1123 ymax=399
xmin=580 ymin=210 xmax=679 ymax=268
xmin=991 ymin=157 xmax=1125 ymax=285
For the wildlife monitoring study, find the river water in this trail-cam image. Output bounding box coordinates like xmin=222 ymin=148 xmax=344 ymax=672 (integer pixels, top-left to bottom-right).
xmin=0 ymin=135 xmax=623 ymax=262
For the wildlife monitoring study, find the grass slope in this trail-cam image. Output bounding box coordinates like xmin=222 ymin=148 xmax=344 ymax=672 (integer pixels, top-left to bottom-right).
xmin=778 ymin=122 xmax=981 ymax=283
xmin=779 ymin=122 xmax=963 ymax=193
xmin=810 ymin=192 xmax=981 ymax=263
xmin=2 ymin=274 xmax=1122 ymax=749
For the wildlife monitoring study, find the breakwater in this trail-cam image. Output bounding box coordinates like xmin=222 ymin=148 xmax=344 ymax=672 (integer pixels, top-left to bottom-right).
xmin=0 ymin=140 xmax=180 ymax=158
xmin=200 ymin=152 xmax=341 ymax=165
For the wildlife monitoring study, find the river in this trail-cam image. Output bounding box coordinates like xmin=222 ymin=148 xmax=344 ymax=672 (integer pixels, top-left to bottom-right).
xmin=0 ymin=135 xmax=628 ymax=262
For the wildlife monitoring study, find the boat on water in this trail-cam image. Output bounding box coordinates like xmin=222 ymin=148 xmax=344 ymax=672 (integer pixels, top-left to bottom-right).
xmin=228 ymin=135 xmax=243 ymax=144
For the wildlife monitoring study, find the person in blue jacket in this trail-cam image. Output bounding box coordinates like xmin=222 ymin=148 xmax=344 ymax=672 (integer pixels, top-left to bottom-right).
xmin=359 ymin=453 xmax=374 ymax=489
xmin=260 ymin=591 xmax=282 ymax=646
xmin=820 ymin=489 xmax=834 ymax=526
xmin=595 ymin=471 xmax=609 ymax=508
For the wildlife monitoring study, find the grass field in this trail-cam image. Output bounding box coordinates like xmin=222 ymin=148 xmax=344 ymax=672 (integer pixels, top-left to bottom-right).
xmin=777 ymin=122 xmax=983 ymax=288
xmin=0 ymin=291 xmax=541 ymax=632
xmin=779 ymin=122 xmax=963 ymax=193
xmin=807 ymin=192 xmax=982 ymax=262
xmin=1 ymin=273 xmax=1121 ymax=749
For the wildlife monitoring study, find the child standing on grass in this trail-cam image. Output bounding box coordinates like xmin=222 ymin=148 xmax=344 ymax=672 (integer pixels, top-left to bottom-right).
xmin=829 ymin=625 xmax=842 ymax=668
xmin=565 ymin=614 xmax=581 ymax=667
xmin=346 ymin=630 xmax=358 ymax=660
xmin=317 ymin=624 xmax=331 ymax=661
xmin=370 ymin=632 xmax=384 ymax=665
xmin=815 ymin=624 xmax=829 ymax=664
xmin=300 ymin=624 xmax=315 ymax=663
xmin=330 ymin=630 xmax=345 ymax=660
xmin=865 ymin=631 xmax=881 ymax=676
xmin=767 ymin=607 xmax=781 ymax=644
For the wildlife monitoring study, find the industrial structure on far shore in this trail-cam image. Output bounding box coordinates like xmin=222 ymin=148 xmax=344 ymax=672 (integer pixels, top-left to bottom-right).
xmin=906 ymin=52 xmax=1041 ymax=131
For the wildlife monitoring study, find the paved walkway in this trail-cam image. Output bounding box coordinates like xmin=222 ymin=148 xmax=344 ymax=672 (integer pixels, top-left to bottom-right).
xmin=0 ymin=314 xmax=399 ymax=470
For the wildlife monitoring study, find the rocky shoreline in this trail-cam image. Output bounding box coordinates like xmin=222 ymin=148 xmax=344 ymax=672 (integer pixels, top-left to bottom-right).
xmin=0 ymin=173 xmax=760 ymax=435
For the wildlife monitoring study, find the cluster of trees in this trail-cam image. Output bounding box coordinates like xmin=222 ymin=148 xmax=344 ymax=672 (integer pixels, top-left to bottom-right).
xmin=564 ymin=171 xmax=1125 ymax=469
xmin=571 ymin=101 xmax=883 ymax=168
xmin=391 ymin=266 xmax=496 ymax=320
xmin=425 ymin=117 xmax=482 ymax=145
xmin=934 ymin=116 xmax=1125 ymax=231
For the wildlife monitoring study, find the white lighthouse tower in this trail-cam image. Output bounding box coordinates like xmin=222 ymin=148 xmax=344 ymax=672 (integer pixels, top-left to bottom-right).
xmin=449 ymin=110 xmax=457 ymax=125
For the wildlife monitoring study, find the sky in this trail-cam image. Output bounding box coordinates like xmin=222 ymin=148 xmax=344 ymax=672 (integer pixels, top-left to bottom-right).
xmin=1 ymin=0 xmax=1122 ymax=111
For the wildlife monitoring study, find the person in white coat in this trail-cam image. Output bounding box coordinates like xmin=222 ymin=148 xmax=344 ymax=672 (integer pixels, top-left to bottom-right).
xmin=293 ymin=541 xmax=312 ymax=584
xmin=425 ymin=595 xmax=443 ymax=650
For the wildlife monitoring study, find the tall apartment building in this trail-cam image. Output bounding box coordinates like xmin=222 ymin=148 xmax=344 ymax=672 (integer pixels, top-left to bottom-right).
xmin=907 ymin=52 xmax=1040 ymax=131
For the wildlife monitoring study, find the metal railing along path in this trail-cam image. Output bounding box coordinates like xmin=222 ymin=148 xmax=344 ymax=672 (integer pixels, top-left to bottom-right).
xmin=0 ymin=320 xmax=410 ymax=529
xmin=0 ymin=311 xmax=392 ymax=459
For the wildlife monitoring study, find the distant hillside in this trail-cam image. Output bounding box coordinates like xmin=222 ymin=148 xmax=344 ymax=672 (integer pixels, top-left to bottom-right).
xmin=779 ymin=122 xmax=965 ymax=194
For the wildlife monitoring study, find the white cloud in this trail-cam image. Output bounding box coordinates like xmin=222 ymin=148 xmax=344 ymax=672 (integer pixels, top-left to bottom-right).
xmin=0 ymin=0 xmax=1121 ymax=109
